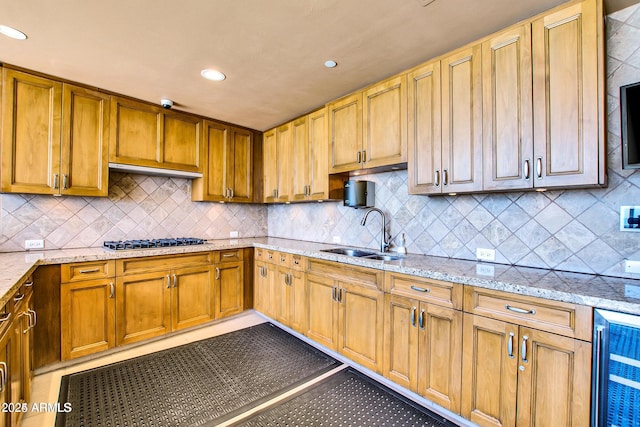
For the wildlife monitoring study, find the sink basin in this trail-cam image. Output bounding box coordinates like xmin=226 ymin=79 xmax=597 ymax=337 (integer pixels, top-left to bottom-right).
xmin=321 ymin=248 xmax=378 ymax=257
xmin=363 ymin=254 xmax=403 ymax=261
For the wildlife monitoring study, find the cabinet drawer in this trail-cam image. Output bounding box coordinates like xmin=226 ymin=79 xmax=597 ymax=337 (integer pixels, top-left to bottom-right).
xmin=463 ymin=286 xmax=592 ymax=341
xmin=116 ymin=252 xmax=212 ymax=276
xmin=307 ymin=258 xmax=382 ymax=289
xmin=255 ymin=247 xmax=266 ymax=261
xmin=275 ymin=252 xmax=292 ymax=268
xmin=290 ymin=254 xmax=305 ymax=271
xmin=384 ymin=272 xmax=462 ymax=310
xmin=62 ymin=260 xmax=115 ymax=282
xmin=214 ymin=249 xmax=243 ymax=263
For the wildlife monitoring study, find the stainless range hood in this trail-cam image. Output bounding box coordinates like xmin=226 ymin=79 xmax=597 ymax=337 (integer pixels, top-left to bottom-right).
xmin=108 ymin=163 xmax=203 ymax=179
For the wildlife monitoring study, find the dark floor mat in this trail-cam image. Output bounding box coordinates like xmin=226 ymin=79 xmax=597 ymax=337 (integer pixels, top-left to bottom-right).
xmin=56 ymin=323 xmax=341 ymax=427
xmin=233 ymin=367 xmax=458 ymax=427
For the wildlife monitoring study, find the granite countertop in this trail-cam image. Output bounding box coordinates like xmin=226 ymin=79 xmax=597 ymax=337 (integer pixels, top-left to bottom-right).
xmin=2 ymin=237 xmax=640 ymax=315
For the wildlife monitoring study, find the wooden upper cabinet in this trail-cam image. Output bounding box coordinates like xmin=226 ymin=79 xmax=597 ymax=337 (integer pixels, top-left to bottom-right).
xmin=292 ymin=116 xmax=310 ymax=201
xmin=482 ymin=24 xmax=534 ymax=191
xmin=1 ymin=69 xmax=62 ymax=195
xmin=328 ymin=92 xmax=363 ymax=173
xmin=532 ymin=0 xmax=604 ymax=188
xmin=192 ymin=121 xmax=253 ymax=202
xmin=110 ymin=96 xmax=203 ymax=173
xmin=408 ymin=60 xmax=442 ymax=195
xmin=1 ymin=69 xmax=109 ymax=196
xmin=441 ymin=45 xmax=483 ymax=194
xmin=276 ymin=123 xmax=293 ymax=202
xmin=363 ymin=75 xmax=407 ymax=169
xmin=262 ymin=128 xmax=278 ymax=202
xmin=308 ymin=108 xmax=331 ymax=200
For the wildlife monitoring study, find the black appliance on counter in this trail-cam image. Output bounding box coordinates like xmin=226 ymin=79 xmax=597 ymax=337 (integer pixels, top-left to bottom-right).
xmin=103 ymin=237 xmax=206 ymax=251
xmin=591 ymin=309 xmax=640 ymax=427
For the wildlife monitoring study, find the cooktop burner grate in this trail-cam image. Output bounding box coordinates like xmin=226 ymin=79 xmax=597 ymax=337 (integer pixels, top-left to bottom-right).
xmin=103 ymin=237 xmax=206 ymax=251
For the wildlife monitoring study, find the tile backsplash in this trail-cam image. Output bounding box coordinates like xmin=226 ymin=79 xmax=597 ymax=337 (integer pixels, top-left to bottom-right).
xmin=0 ymin=173 xmax=268 ymax=252
xmin=2 ymin=4 xmax=640 ymax=280
xmin=269 ymin=3 xmax=640 ymax=279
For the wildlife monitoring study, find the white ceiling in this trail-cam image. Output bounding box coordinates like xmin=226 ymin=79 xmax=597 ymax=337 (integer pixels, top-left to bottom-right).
xmin=0 ymin=0 xmax=633 ymax=131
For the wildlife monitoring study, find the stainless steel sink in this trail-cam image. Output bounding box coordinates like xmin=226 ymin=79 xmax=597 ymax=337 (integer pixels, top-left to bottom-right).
xmin=320 ymin=248 xmax=378 ymax=257
xmin=320 ymin=247 xmax=404 ymax=261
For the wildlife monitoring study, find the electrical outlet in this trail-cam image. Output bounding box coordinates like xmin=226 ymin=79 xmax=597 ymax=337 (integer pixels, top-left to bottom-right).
xmin=25 ymin=239 xmax=44 ymax=250
xmin=332 ymin=236 xmax=341 ymax=244
xmin=476 ymin=247 xmax=495 ymax=262
xmin=625 ymin=285 xmax=640 ymax=299
xmin=476 ymin=264 xmax=495 ymax=277
xmin=229 ymin=231 xmax=239 ymax=238
xmin=624 ymin=260 xmax=640 ymax=274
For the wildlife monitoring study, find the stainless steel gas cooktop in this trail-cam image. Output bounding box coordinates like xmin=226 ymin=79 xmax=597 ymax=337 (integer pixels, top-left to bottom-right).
xmin=103 ymin=237 xmax=206 ymax=251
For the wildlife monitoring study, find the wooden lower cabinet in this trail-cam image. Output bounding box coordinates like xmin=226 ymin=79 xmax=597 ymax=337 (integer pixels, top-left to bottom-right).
xmin=171 ymin=266 xmax=215 ymax=331
xmin=383 ymin=294 xmax=462 ymax=413
xmin=214 ymin=260 xmax=244 ymax=319
xmin=461 ymin=313 xmax=592 ymax=427
xmin=0 ymin=327 xmax=12 ymax=427
xmin=61 ymin=279 xmax=115 ymax=359
xmin=306 ymin=261 xmax=384 ymax=374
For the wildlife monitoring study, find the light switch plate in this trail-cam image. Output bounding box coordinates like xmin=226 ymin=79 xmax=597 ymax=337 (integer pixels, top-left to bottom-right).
xmin=624 ymin=260 xmax=640 ymax=274
xmin=332 ymin=236 xmax=341 ymax=244
xmin=25 ymin=239 xmax=44 ymax=250
xmin=476 ymin=248 xmax=495 ymax=262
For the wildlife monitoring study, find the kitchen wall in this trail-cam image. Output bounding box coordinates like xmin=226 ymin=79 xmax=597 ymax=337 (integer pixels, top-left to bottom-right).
xmin=0 ymin=173 xmax=268 ymax=252
xmin=269 ymin=3 xmax=640 ymax=279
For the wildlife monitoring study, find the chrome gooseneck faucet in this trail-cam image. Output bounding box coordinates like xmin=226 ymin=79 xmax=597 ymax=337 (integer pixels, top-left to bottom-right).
xmin=360 ymin=208 xmax=389 ymax=253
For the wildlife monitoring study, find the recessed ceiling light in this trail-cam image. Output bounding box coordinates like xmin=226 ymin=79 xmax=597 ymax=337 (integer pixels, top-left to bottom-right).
xmin=201 ymin=69 xmax=226 ymax=81
xmin=324 ymin=60 xmax=337 ymax=68
xmin=0 ymin=25 xmax=27 ymax=40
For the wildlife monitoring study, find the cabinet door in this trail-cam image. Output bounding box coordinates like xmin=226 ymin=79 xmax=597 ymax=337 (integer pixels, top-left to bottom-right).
xmin=61 ymin=279 xmax=115 ymax=360
xmin=1 ymin=69 xmax=62 ymax=194
xmin=276 ymin=123 xmax=293 ymax=202
xmin=110 ymin=97 xmax=162 ymax=167
xmin=253 ymin=261 xmax=269 ymax=314
xmin=461 ymin=313 xmax=518 ymax=427
xmin=532 ymin=0 xmax=603 ymax=188
xmin=263 ymin=128 xmax=278 ymax=202
xmin=274 ymin=267 xmax=292 ymax=325
xmin=363 ymin=75 xmax=407 ymax=169
xmin=308 ymin=108 xmax=329 ymax=200
xmin=292 ymin=116 xmax=310 ymax=201
xmin=441 ymin=45 xmax=483 ymax=193
xmin=229 ymin=128 xmax=253 ymax=202
xmin=417 ymin=302 xmax=463 ymax=414
xmin=13 ymin=292 xmax=34 ymax=417
xmin=162 ymin=111 xmax=203 ymax=172
xmin=214 ymin=261 xmax=244 ymax=319
xmin=194 ymin=121 xmax=229 ymax=201
xmin=383 ymin=294 xmax=419 ymax=391
xmin=306 ymin=274 xmax=339 ymax=351
xmin=482 ymin=25 xmax=534 ymax=191
xmin=115 ymin=272 xmax=171 ymax=346
xmin=61 ymin=84 xmax=110 ymax=197
xmin=515 ymin=327 xmax=591 ymax=427
xmin=289 ymin=268 xmax=307 ymax=334
xmin=172 ymin=266 xmax=214 ymax=331
xmin=338 ymin=280 xmax=384 ymax=373
xmin=0 ymin=329 xmax=12 ymax=427
xmin=407 ymin=61 xmax=442 ymax=194
xmin=328 ymin=92 xmax=363 ymax=173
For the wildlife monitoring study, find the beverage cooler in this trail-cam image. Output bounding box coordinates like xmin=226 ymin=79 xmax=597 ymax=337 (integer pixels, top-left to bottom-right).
xmin=592 ymin=309 xmax=640 ymax=427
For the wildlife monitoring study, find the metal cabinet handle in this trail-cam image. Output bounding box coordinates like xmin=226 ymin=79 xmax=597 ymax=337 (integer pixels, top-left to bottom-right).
xmin=79 ymin=268 xmax=100 ymax=274
xmin=362 ymin=150 xmax=367 ymax=163
xmin=215 ymin=268 xmax=221 ymax=280
xmin=536 ymin=157 xmax=543 ymax=179
xmin=410 ymin=285 xmax=430 ymax=293
xmin=14 ymin=293 xmax=25 ymax=302
xmin=222 ymin=252 xmax=235 ymax=258
xmin=357 ymin=151 xmax=362 ymax=164
xmin=285 ymin=273 xmax=292 ymax=286
xmin=411 ymin=307 xmax=417 ymax=327
xmin=23 ymin=311 xmax=31 ymax=334
xmin=0 ymin=313 xmax=10 ymax=323
xmin=24 ymin=281 xmax=34 ymax=287
xmin=338 ymin=288 xmax=343 ymax=303
xmin=62 ymin=174 xmax=69 ymax=190
xmin=53 ymin=174 xmax=59 ymax=189
xmin=230 ymin=188 xmax=234 ymax=198
xmin=443 ymin=170 xmax=449 ymax=186
xmin=24 ymin=309 xmax=37 ymax=333
xmin=262 ymin=266 xmax=267 ymax=278
xmin=418 ymin=309 xmax=425 ymax=329
xmin=523 ymin=160 xmax=531 ymax=180
xmin=593 ymin=326 xmax=604 ymax=425
xmin=172 ymin=274 xmax=177 ymax=288
xmin=507 ymin=332 xmax=515 ymax=358
xmin=166 ymin=275 xmax=172 ymax=288
xmin=521 ymin=335 xmax=529 ymax=363
xmin=0 ymin=362 xmax=6 ymax=392
xmin=332 ymin=286 xmax=337 ymax=302
xmin=505 ymin=304 xmax=536 ymax=315
xmin=434 ymin=170 xmax=440 ymax=187
xmin=109 ymin=282 xmax=115 ymax=299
